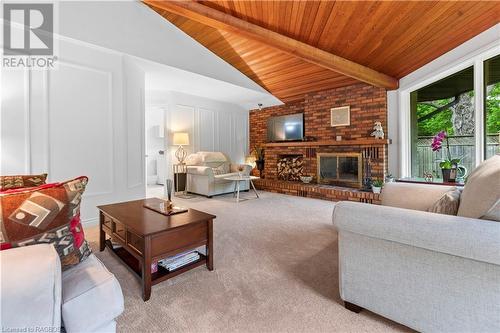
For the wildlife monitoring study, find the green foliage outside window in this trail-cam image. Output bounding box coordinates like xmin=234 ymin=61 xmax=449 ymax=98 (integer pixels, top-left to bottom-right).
xmin=416 ymin=99 xmax=454 ymax=136
xmin=486 ymin=82 xmax=500 ymax=135
xmin=416 ymin=82 xmax=500 ymax=136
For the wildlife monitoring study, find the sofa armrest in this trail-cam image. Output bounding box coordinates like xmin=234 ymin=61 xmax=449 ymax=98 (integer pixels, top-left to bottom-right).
xmin=0 ymin=244 xmax=62 ymax=330
xmin=230 ymin=164 xmax=252 ymax=175
xmin=333 ymin=201 xmax=500 ymax=265
xmin=187 ymin=166 xmax=214 ymax=178
xmin=381 ymin=182 xmax=456 ymax=211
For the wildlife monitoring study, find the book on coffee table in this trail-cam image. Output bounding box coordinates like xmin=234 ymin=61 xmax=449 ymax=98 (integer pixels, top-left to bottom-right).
xmin=143 ymin=198 xmax=188 ymax=216
xmin=158 ymin=250 xmax=201 ymax=271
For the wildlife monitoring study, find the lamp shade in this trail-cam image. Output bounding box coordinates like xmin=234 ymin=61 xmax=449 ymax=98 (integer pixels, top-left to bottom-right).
xmin=172 ymin=132 xmax=189 ymax=145
xmin=245 ymin=155 xmax=256 ymax=168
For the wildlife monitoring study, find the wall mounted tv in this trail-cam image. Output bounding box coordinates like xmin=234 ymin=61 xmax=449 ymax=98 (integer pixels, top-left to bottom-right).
xmin=267 ymin=113 xmax=304 ymax=142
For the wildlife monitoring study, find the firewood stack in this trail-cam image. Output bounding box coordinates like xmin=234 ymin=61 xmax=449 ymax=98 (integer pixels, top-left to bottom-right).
xmin=277 ymin=156 xmax=304 ymax=181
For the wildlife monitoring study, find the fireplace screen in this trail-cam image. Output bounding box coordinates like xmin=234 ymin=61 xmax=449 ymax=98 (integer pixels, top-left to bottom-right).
xmin=317 ymin=153 xmax=362 ymax=187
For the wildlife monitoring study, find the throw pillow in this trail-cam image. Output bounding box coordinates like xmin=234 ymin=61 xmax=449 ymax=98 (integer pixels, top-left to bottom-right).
xmin=212 ymin=164 xmax=227 ymax=175
xmin=0 ymin=176 xmax=91 ymax=269
xmin=480 ymin=199 xmax=500 ymax=222
xmin=0 ymin=173 xmax=48 ymax=191
xmin=457 ymin=155 xmax=500 ymax=218
xmin=428 ymin=188 xmax=461 ymax=215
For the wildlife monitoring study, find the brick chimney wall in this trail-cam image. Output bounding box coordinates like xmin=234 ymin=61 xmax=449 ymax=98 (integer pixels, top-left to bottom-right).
xmin=249 ymin=82 xmax=388 ymax=182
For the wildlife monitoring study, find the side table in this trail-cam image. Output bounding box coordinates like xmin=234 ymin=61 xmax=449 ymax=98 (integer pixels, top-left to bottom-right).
xmin=173 ymin=164 xmax=193 ymax=198
xmin=223 ymin=175 xmax=260 ymax=203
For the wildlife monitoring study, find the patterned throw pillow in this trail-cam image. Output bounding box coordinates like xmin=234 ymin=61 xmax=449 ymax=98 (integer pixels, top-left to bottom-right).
xmin=212 ymin=164 xmax=228 ymax=175
xmin=0 ymin=176 xmax=91 ymax=269
xmin=428 ymin=188 xmax=461 ymax=215
xmin=0 ymin=173 xmax=48 ymax=191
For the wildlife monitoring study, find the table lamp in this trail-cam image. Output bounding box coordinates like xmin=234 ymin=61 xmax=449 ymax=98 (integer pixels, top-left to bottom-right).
xmin=173 ymin=132 xmax=189 ymax=164
xmin=245 ymin=155 xmax=256 ymax=169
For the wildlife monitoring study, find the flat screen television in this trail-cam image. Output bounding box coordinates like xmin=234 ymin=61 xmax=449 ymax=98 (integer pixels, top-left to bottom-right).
xmin=267 ymin=113 xmax=304 ymax=142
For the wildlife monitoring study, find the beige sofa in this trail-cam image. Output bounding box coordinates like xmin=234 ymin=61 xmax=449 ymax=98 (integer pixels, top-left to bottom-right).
xmin=333 ymin=155 xmax=500 ymax=332
xmin=1 ymin=244 xmax=124 ymax=332
xmin=185 ymin=151 xmax=252 ymax=197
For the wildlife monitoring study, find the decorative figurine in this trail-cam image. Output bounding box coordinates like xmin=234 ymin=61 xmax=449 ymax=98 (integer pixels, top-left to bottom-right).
xmin=423 ymin=172 xmax=434 ymax=183
xmin=371 ymin=121 xmax=385 ymax=139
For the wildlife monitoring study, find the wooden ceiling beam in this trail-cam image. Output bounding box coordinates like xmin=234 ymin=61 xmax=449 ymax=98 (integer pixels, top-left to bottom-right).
xmin=144 ymin=0 xmax=399 ymax=90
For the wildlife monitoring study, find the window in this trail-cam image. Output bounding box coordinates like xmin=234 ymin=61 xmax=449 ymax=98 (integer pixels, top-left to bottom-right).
xmin=484 ymin=55 xmax=500 ymax=160
xmin=410 ymin=67 xmax=475 ymax=178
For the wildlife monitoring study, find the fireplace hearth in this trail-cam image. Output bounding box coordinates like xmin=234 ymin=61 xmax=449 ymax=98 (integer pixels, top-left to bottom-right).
xmin=317 ymin=153 xmax=362 ymax=188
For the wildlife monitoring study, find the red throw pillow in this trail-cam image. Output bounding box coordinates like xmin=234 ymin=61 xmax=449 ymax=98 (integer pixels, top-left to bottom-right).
xmin=0 ymin=176 xmax=91 ymax=269
xmin=0 ymin=173 xmax=48 ymax=191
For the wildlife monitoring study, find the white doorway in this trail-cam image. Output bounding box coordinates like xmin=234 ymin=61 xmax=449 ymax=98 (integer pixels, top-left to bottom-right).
xmin=145 ymin=105 xmax=167 ymax=196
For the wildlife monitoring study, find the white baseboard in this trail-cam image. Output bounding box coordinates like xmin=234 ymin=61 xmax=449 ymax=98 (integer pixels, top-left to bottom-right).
xmin=82 ymin=217 xmax=99 ymax=227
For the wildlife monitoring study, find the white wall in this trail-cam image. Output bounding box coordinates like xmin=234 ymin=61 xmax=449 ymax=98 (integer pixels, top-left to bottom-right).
xmin=1 ymin=38 xmax=146 ymax=224
xmin=146 ymin=90 xmax=249 ymax=180
xmin=58 ymin=1 xmax=275 ymax=100
xmin=387 ymin=23 xmax=500 ymax=177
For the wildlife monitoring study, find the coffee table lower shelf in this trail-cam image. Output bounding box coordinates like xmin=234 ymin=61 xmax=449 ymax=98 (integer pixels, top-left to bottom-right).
xmin=104 ymin=240 xmax=207 ymax=285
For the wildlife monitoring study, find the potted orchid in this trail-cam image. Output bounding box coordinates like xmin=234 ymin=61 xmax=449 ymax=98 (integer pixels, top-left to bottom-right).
xmin=431 ymin=131 xmax=465 ymax=182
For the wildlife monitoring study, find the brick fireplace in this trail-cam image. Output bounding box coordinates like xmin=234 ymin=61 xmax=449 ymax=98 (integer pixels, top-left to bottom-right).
xmin=249 ymin=82 xmax=389 ymax=203
xmin=260 ymin=142 xmax=387 ymax=187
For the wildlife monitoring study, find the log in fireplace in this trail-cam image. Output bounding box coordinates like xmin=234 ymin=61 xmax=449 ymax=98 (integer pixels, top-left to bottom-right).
xmin=277 ymin=155 xmax=303 ymax=181
xmin=317 ymin=153 xmax=362 ymax=188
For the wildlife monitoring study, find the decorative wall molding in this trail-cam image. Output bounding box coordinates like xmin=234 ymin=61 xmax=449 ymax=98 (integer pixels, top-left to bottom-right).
xmin=127 ymin=85 xmax=146 ymax=190
xmin=44 ymin=59 xmax=115 ymax=197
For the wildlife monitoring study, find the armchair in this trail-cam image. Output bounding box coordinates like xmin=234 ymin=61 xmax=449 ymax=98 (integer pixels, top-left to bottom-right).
xmin=185 ymin=151 xmax=252 ymax=197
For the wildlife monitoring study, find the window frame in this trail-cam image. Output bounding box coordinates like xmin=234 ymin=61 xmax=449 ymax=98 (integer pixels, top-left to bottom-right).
xmin=398 ymin=46 xmax=500 ymax=177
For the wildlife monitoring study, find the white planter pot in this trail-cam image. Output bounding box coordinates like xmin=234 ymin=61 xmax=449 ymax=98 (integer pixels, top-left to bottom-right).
xmin=372 ymin=186 xmax=382 ymax=194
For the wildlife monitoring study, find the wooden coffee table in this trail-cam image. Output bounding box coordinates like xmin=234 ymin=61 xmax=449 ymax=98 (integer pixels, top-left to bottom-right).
xmin=97 ymin=198 xmax=216 ymax=301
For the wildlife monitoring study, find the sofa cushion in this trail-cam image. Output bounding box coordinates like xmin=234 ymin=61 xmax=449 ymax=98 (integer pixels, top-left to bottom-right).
xmin=198 ymin=151 xmax=227 ymax=163
xmin=185 ymin=153 xmax=202 ymax=166
xmin=62 ymin=254 xmax=124 ymax=333
xmin=0 ymin=173 xmax=47 ymax=191
xmin=428 ymin=188 xmax=461 ymax=215
xmin=458 ymin=155 xmax=500 ymax=218
xmin=0 ymin=176 xmax=92 ymax=269
xmin=0 ymin=244 xmax=62 ymax=330
xmin=381 ymin=182 xmax=455 ymax=211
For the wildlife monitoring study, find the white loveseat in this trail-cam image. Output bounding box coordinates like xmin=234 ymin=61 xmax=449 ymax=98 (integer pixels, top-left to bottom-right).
xmin=1 ymin=244 xmax=124 ymax=332
xmin=332 ymin=155 xmax=500 ymax=332
xmin=185 ymin=151 xmax=252 ymax=197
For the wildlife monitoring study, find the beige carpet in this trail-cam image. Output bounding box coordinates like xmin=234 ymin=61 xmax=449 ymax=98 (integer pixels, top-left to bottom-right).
xmin=85 ymin=190 xmax=411 ymax=332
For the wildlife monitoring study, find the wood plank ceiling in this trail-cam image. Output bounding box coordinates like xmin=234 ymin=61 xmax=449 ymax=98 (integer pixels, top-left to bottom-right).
xmin=146 ymin=1 xmax=500 ymax=102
